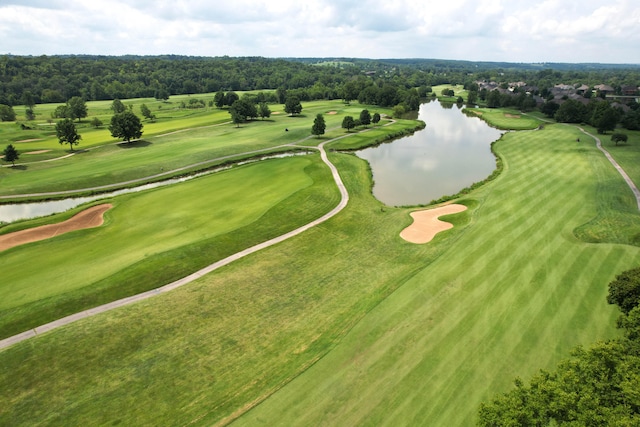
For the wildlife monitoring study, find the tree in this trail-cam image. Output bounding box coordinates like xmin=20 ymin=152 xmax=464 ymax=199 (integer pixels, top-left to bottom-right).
xmin=25 ymin=108 xmax=35 ymax=121
xmin=2 ymin=144 xmax=19 ymax=166
xmin=224 ymin=91 xmax=239 ymax=107
xmin=611 ymin=132 xmax=629 ymax=146
xmin=541 ymin=101 xmax=560 ymax=118
xmin=55 ymin=118 xmax=82 ymax=151
xmin=467 ymin=90 xmax=478 ymax=106
xmin=111 ymin=99 xmax=126 ymax=114
xmin=595 ymin=108 xmax=619 ymax=134
xmin=109 ymin=110 xmax=143 ymax=143
xmin=229 ymin=99 xmax=257 ymax=125
xmin=0 ymin=104 xmax=16 ymax=121
xmin=90 ymin=117 xmax=103 ymax=128
xmin=359 ymin=109 xmax=371 ymax=127
xmin=311 ymin=114 xmax=326 ymax=137
xmin=607 ymin=267 xmax=640 ymax=314
xmin=67 ymin=96 xmax=87 ymax=122
xmin=154 ymin=87 xmax=169 ymax=101
xmin=21 ymin=90 xmax=35 ymax=109
xmin=554 ymin=99 xmax=588 ymax=123
xmin=486 ymin=89 xmax=501 ymax=108
xmin=52 ymin=105 xmax=70 ymax=119
xmin=284 ymin=95 xmax=302 ymax=116
xmin=341 ymin=116 xmax=355 ymax=132
xmin=258 ymin=102 xmax=271 ymax=120
xmin=214 ymin=90 xmax=225 ymax=108
xmin=372 ymin=112 xmax=381 ymax=125
xmin=140 ymin=103 xmax=155 ymax=121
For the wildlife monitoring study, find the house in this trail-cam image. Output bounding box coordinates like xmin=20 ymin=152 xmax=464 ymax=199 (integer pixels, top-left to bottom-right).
xmin=622 ymin=85 xmax=638 ymax=96
xmin=594 ymin=84 xmax=614 ymax=95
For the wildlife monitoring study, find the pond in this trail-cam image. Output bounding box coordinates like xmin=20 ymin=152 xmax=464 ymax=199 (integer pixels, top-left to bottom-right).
xmin=356 ymin=100 xmax=503 ymax=206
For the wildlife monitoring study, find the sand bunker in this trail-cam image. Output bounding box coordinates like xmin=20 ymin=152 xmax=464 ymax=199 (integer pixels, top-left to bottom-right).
xmin=327 ymin=111 xmax=338 ymax=115
xmin=504 ymin=113 xmax=521 ymax=118
xmin=400 ymin=204 xmax=467 ymax=244
xmin=0 ymin=204 xmax=112 ymax=251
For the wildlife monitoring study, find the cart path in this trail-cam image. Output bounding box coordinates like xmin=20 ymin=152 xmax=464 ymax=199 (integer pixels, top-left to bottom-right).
xmin=0 ymin=138 xmax=349 ymax=351
xmin=577 ymin=126 xmax=640 ymax=211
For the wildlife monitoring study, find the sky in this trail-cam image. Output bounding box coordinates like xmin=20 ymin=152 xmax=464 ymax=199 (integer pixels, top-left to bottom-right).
xmin=0 ymin=0 xmax=639 ymax=64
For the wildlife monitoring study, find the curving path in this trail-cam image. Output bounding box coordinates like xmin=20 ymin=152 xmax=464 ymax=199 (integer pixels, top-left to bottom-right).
xmin=0 ymin=139 xmax=349 ymax=351
xmin=578 ymin=126 xmax=640 ymax=211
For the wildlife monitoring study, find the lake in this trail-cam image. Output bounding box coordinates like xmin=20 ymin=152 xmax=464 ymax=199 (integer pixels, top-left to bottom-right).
xmin=356 ymin=100 xmax=503 ymax=206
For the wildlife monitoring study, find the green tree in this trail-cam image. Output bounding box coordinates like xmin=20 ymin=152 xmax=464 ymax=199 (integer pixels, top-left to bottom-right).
xmin=225 ymin=91 xmax=239 ymax=107
xmin=154 ymin=88 xmax=169 ymax=101
xmin=2 ymin=144 xmax=19 ymax=166
xmin=109 ymin=110 xmax=143 ymax=143
xmin=486 ymin=89 xmax=501 ymax=108
xmin=341 ymin=116 xmax=355 ymax=132
xmin=55 ymin=118 xmax=82 ymax=151
xmin=467 ymin=90 xmax=478 ymax=105
xmin=554 ymin=99 xmax=588 ymax=123
xmin=372 ymin=112 xmax=381 ymax=125
xmin=359 ymin=109 xmax=371 ymax=127
xmin=0 ymin=104 xmax=16 ymax=121
xmin=284 ymin=95 xmax=302 ymax=116
xmin=258 ymin=102 xmax=271 ymax=120
xmin=607 ymin=267 xmax=640 ymax=314
xmin=21 ymin=90 xmax=35 ymax=109
xmin=111 ymin=99 xmax=126 ymax=114
xmin=25 ymin=108 xmax=35 ymax=120
xmin=52 ymin=105 xmax=70 ymax=119
xmin=67 ymin=96 xmax=87 ymax=122
xmin=611 ymin=132 xmax=628 ymax=146
xmin=140 ymin=103 xmax=155 ymax=121
xmin=311 ymin=113 xmax=326 ymax=137
xmin=541 ymin=101 xmax=560 ymax=118
xmin=214 ymin=90 xmax=225 ymax=108
xmin=90 ymin=117 xmax=103 ymax=128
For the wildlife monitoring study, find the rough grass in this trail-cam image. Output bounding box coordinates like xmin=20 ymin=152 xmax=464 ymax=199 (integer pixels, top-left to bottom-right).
xmin=0 ymin=100 xmax=401 ymax=198
xmin=1 ymin=122 xmax=640 ymax=426
xmin=0 ymin=155 xmax=339 ymax=339
xmin=464 ymin=107 xmax=543 ymax=130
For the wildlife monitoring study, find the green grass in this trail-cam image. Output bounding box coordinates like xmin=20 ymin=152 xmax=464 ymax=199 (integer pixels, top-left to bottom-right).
xmin=0 ymin=100 xmax=402 ymax=199
xmin=0 ymin=155 xmax=339 ymax=339
xmin=1 ymin=122 xmax=640 ymax=426
xmin=464 ymin=107 xmax=543 ymax=130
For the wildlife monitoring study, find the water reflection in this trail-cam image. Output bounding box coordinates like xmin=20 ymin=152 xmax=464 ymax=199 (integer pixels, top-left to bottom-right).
xmin=356 ymin=101 xmax=503 ymax=206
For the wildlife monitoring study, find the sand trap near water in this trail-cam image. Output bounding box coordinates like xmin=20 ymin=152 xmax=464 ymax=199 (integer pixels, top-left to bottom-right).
xmin=0 ymin=204 xmax=112 ymax=251
xmin=400 ymin=204 xmax=467 ymax=244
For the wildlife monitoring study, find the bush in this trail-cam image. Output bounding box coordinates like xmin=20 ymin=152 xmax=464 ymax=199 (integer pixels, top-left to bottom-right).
xmin=611 ymin=132 xmax=628 ymax=145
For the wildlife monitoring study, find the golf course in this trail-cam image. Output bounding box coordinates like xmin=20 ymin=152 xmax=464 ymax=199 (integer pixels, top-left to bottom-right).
xmin=1 ymin=93 xmax=640 ymax=426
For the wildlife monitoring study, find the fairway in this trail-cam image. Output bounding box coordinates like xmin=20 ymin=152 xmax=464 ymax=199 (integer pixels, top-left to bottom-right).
xmin=1 ymin=119 xmax=640 ymax=426
xmin=0 ymin=155 xmax=339 ymax=338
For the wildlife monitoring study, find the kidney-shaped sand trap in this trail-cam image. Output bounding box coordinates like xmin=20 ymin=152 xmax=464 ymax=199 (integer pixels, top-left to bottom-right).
xmin=0 ymin=204 xmax=112 ymax=252
xmin=400 ymin=204 xmax=467 ymax=244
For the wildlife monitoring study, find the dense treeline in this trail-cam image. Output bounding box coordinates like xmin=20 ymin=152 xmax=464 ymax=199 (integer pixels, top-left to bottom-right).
xmin=2 ymin=55 xmax=639 ymax=108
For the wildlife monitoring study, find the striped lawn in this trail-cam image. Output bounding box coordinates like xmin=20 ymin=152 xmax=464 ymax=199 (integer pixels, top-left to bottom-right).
xmin=1 ymin=124 xmax=639 ymax=426
xmin=234 ymin=124 xmax=640 ymax=425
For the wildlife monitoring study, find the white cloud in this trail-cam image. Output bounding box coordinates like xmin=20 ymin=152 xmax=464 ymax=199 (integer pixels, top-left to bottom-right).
xmin=0 ymin=0 xmax=638 ymax=63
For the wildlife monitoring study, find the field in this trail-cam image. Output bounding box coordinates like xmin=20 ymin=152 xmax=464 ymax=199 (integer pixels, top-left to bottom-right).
xmin=1 ymin=97 xmax=640 ymax=426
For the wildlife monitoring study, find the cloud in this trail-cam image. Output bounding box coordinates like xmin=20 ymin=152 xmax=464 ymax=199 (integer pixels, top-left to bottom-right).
xmin=0 ymin=0 xmax=638 ymax=63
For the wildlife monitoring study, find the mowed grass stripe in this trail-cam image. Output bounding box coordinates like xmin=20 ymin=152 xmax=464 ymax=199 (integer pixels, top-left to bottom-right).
xmin=236 ymin=123 xmax=640 ymax=426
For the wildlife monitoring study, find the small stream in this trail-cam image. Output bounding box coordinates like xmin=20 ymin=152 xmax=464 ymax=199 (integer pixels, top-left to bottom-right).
xmin=0 ymin=152 xmax=309 ymax=224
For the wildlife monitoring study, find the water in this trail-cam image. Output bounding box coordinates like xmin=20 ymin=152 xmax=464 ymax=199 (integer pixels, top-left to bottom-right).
xmin=356 ymin=101 xmax=503 ymax=206
xmin=0 ymin=152 xmax=309 ymax=223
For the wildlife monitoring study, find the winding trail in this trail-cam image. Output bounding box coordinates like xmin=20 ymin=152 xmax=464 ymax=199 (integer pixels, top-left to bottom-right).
xmin=578 ymin=126 xmax=640 ymax=211
xmin=0 ymin=139 xmax=349 ymax=351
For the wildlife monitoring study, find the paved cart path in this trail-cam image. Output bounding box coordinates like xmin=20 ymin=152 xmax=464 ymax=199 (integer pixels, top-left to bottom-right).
xmin=0 ymin=138 xmax=349 ymax=351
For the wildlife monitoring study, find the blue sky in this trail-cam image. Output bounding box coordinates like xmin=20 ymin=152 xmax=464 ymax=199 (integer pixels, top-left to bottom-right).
xmin=0 ymin=0 xmax=638 ymax=63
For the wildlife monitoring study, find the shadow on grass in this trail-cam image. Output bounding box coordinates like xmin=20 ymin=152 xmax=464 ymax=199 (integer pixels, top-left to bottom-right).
xmin=117 ymin=140 xmax=152 ymax=149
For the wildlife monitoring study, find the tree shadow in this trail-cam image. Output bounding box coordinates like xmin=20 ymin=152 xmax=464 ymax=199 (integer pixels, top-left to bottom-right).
xmin=8 ymin=165 xmax=27 ymax=170
xmin=117 ymin=140 xmax=152 ymax=149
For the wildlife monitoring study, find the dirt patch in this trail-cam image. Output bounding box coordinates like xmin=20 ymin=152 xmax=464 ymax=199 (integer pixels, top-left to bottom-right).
xmin=327 ymin=111 xmax=338 ymax=115
xmin=16 ymin=139 xmax=42 ymax=143
xmin=24 ymin=150 xmax=51 ymax=155
xmin=400 ymin=204 xmax=467 ymax=244
xmin=271 ymin=111 xmax=281 ymax=115
xmin=0 ymin=204 xmax=112 ymax=252
xmin=468 ymin=110 xmax=483 ymax=116
xmin=504 ymin=113 xmax=521 ymax=118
